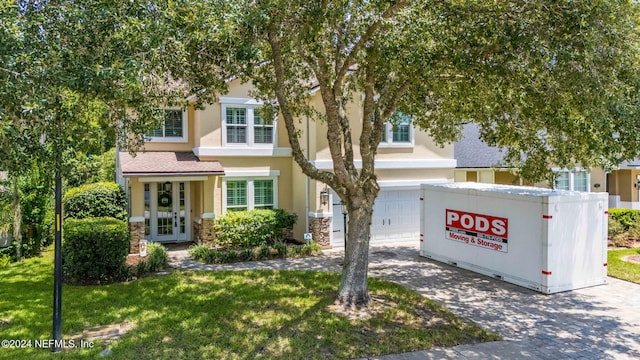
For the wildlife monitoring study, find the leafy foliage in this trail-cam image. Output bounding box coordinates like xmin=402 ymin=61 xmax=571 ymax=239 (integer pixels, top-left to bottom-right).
xmin=146 ymin=242 xmax=169 ymax=272
xmin=212 ymin=209 xmax=298 ymax=248
xmin=63 ymin=148 xmax=116 ymax=188
xmin=63 ymin=182 xmax=127 ymax=221
xmin=189 ymin=241 xmax=321 ymax=264
xmin=62 ymin=217 xmax=129 ymax=284
xmin=162 ymin=0 xmax=640 ymax=306
xmin=608 ymin=208 xmax=640 ymax=231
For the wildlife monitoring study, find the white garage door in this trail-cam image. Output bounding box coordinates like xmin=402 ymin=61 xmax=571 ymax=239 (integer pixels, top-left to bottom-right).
xmin=370 ymin=189 xmax=420 ymax=243
xmin=331 ymin=189 xmax=420 ymax=247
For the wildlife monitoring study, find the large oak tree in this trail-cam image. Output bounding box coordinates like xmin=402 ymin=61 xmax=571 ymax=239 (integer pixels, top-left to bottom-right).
xmin=164 ymin=0 xmax=640 ymax=308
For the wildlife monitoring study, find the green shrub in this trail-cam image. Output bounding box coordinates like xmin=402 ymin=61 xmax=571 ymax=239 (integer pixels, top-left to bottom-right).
xmin=609 ymin=208 xmax=640 ymax=231
xmin=609 ymin=217 xmax=626 ymax=238
xmin=0 ymin=254 xmax=10 ymax=268
xmin=213 ymin=209 xmax=298 ymax=248
xmin=189 ymin=241 xmax=321 ymax=264
xmin=146 ymin=242 xmax=168 ymax=272
xmin=63 ymin=182 xmax=127 ymax=221
xmin=62 ymin=217 xmax=129 ymax=284
xmin=188 ymin=244 xmax=211 ymax=261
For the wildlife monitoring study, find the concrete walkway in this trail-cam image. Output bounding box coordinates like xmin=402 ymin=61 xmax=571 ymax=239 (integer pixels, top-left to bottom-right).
xmin=168 ymin=242 xmax=640 ymax=359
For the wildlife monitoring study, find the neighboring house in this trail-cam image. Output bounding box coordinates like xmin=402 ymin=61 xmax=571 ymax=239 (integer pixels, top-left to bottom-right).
xmin=607 ymin=160 xmax=640 ymax=209
xmin=116 ymin=79 xmax=455 ymax=252
xmin=453 ymin=123 xmax=607 ymax=192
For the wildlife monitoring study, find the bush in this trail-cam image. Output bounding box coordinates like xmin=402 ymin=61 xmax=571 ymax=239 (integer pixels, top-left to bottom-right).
xmin=146 ymin=242 xmax=168 ymax=272
xmin=0 ymin=254 xmax=10 ymax=268
xmin=62 ymin=217 xmax=129 ymax=284
xmin=213 ymin=209 xmax=298 ymax=248
xmin=609 ymin=208 xmax=640 ymax=231
xmin=63 ymin=182 xmax=127 ymax=221
xmin=609 ymin=217 xmax=625 ymax=238
xmin=189 ymin=241 xmax=321 ymax=264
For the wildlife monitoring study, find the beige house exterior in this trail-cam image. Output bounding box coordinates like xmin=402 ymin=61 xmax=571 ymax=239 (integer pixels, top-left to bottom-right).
xmin=607 ymin=160 xmax=640 ymax=209
xmin=117 ymin=79 xmax=455 ymax=252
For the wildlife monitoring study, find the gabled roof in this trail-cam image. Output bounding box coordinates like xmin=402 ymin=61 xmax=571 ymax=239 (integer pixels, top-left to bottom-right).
xmin=454 ymin=123 xmax=508 ymax=168
xmin=119 ymin=152 xmax=225 ymax=176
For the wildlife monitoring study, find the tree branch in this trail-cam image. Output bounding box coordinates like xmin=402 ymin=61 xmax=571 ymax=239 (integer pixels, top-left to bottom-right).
xmin=266 ymin=24 xmax=336 ymax=187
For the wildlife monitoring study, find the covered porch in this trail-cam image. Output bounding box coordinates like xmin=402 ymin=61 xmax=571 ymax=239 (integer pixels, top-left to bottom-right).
xmin=118 ymin=151 xmax=224 ymax=253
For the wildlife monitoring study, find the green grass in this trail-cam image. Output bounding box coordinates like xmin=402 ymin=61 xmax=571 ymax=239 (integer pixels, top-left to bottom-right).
xmin=0 ymin=248 xmax=499 ymax=359
xmin=608 ymin=247 xmax=640 ymax=284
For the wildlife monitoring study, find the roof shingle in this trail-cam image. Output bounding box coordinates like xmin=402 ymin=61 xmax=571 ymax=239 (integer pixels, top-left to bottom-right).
xmin=119 ymin=152 xmax=224 ymax=176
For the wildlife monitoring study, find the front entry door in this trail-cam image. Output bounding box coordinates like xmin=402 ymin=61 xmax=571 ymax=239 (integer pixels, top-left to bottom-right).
xmin=145 ymin=182 xmax=190 ymax=242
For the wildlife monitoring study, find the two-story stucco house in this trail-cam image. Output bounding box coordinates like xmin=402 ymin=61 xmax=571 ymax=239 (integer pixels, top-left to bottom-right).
xmin=116 ymin=79 xmax=456 ymax=252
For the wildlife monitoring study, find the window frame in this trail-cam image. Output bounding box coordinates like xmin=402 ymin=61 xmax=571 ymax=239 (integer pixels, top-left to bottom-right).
xmin=375 ymin=113 xmax=415 ymax=148
xmin=222 ymin=176 xmax=279 ymax=213
xmin=145 ymin=108 xmax=188 ymax=143
xmin=221 ymin=99 xmax=277 ymax=148
xmin=553 ymin=169 xmax=590 ymax=192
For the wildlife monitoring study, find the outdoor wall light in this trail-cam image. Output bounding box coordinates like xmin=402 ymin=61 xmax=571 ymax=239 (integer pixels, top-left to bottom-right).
xmin=320 ymin=187 xmax=330 ymax=206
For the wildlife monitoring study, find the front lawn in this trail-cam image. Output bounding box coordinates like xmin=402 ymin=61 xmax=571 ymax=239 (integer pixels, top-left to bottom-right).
xmin=608 ymin=247 xmax=640 ymax=284
xmin=0 ymin=248 xmax=499 ymax=359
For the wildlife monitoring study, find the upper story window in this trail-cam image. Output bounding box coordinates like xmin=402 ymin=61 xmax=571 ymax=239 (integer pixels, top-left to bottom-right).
xmin=221 ymin=98 xmax=276 ymax=147
xmin=146 ymin=109 xmax=187 ymax=143
xmin=372 ymin=112 xmax=414 ymax=147
xmin=554 ymin=170 xmax=589 ymax=192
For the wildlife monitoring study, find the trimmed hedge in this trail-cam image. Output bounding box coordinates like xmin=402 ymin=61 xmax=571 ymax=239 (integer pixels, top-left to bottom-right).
xmin=62 ymin=217 xmax=129 ymax=284
xmin=213 ymin=209 xmax=298 ymax=248
xmin=189 ymin=242 xmax=322 ymax=264
xmin=63 ymin=182 xmax=127 ymax=221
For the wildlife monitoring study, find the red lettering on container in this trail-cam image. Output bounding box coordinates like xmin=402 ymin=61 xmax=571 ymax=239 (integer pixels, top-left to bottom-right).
xmin=445 ymin=209 xmax=508 ymax=238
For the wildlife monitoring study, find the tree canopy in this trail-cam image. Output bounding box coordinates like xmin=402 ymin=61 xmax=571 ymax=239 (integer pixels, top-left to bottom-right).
xmin=162 ymin=0 xmax=640 ymax=306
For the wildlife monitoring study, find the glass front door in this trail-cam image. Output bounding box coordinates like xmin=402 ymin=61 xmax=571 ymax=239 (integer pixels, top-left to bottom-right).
xmin=144 ymin=181 xmax=190 ymax=242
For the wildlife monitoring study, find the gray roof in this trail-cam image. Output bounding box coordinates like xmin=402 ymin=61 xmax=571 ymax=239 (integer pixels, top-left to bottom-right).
xmin=618 ymin=159 xmax=640 ymax=169
xmin=454 ymin=123 xmax=508 ymax=168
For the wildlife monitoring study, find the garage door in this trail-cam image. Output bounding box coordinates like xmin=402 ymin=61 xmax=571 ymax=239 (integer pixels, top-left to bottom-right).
xmin=370 ymin=189 xmax=420 ymax=243
xmin=331 ymin=189 xmax=420 ymax=247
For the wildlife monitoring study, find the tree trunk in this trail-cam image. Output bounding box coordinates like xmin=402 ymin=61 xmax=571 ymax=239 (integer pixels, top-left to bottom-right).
xmin=336 ymin=203 xmax=374 ymax=308
xmin=11 ymin=178 xmax=22 ymax=259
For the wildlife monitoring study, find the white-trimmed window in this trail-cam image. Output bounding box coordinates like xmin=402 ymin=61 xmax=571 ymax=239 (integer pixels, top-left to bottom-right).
xmin=226 ymin=180 xmax=248 ymax=211
xmin=373 ymin=112 xmax=414 ymax=147
xmin=146 ymin=109 xmax=187 ymax=142
xmin=223 ymin=177 xmax=278 ymax=212
xmin=554 ymin=170 xmax=589 ymax=192
xmin=221 ymin=98 xmax=276 ymax=147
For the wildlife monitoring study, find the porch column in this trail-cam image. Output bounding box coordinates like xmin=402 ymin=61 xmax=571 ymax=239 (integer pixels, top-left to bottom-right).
xmin=308 ymin=212 xmax=332 ymax=248
xmin=128 ymin=178 xmax=145 ymax=254
xmin=199 ymin=176 xmax=216 ymax=245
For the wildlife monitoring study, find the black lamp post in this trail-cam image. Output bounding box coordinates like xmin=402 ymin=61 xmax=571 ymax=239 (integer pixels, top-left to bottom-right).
xmin=341 ymin=200 xmax=348 ymax=251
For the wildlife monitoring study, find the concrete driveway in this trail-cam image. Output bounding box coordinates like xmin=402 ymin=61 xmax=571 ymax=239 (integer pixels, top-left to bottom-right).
xmin=168 ymin=242 xmax=640 ymax=359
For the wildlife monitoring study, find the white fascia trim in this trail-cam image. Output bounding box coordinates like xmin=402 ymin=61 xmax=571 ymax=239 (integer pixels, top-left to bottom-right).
xmin=218 ymin=96 xmax=264 ymax=105
xmin=136 ymin=175 xmax=210 ymax=183
xmin=193 ymin=147 xmax=292 ymax=157
xmin=308 ymin=211 xmax=333 ymax=218
xmin=224 ymin=170 xmax=280 ymax=177
xmin=311 ymin=159 xmax=457 ymax=170
xmin=378 ymin=178 xmax=450 ymax=190
xmin=129 ymin=216 xmax=145 ymax=223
